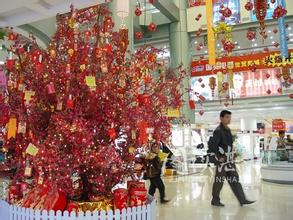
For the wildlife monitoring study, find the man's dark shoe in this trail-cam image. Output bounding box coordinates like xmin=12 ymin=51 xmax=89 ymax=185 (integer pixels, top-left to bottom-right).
xmin=240 ymin=200 xmax=255 ymax=206
xmin=211 ymin=201 xmax=225 ymax=207
xmin=160 ymin=199 xmax=170 ymax=204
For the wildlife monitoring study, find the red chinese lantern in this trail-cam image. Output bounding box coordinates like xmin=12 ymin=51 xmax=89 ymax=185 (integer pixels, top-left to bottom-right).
xmin=289 ymin=94 xmax=293 ymax=99
xmin=199 ymin=110 xmax=204 ymax=116
xmin=220 ymin=7 xmax=232 ymax=18
xmin=277 ymin=88 xmax=282 ymax=93
xmin=273 ymin=28 xmax=278 ymax=34
xmin=245 ymin=1 xmax=254 ymax=11
xmin=148 ymin=22 xmax=157 ymax=32
xmin=223 ymin=40 xmax=235 ymax=53
xmin=135 ymin=7 xmax=142 ymax=16
xmin=103 ymin=43 xmax=112 ymax=54
xmin=249 ymin=62 xmax=257 ymax=72
xmin=201 ymin=84 xmax=205 ymax=88
xmin=135 ymin=31 xmax=143 ymax=40
xmin=266 ymin=89 xmax=272 ymax=95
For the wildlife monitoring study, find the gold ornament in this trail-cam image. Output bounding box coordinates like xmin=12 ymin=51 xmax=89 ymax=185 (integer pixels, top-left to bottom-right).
xmin=80 ymin=64 xmax=86 ymax=71
xmin=68 ymin=18 xmax=76 ymax=29
xmin=68 ymin=48 xmax=74 ymax=56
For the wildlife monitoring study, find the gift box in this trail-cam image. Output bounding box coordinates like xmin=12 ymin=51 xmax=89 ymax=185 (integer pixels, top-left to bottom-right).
xmin=129 ymin=188 xmax=147 ymax=207
xmin=21 ymin=185 xmax=50 ymax=208
xmin=113 ymin=188 xmax=128 ymax=210
xmin=8 ymin=184 xmax=21 ymax=203
xmin=127 ymin=181 xmax=145 ymax=191
xmin=77 ymin=199 xmax=113 ymax=212
xmin=36 ymin=188 xmax=67 ymax=211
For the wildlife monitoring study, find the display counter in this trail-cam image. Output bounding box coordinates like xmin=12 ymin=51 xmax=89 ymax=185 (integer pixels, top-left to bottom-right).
xmin=261 ymin=149 xmax=293 ymax=184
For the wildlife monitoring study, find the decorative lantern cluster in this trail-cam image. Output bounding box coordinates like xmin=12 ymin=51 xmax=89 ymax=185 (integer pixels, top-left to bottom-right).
xmin=272 ymin=5 xmax=287 ymax=19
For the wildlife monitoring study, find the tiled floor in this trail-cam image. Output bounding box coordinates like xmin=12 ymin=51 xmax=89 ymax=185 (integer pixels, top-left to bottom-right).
xmin=152 ymin=161 xmax=293 ymax=220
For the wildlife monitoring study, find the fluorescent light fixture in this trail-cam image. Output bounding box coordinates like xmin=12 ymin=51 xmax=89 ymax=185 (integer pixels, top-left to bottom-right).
xmin=0 ymin=61 xmax=4 ymax=65
xmin=151 ymin=9 xmax=160 ymax=13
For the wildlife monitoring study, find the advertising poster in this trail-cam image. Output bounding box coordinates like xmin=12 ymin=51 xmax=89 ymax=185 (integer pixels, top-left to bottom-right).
xmin=251 ymin=0 xmax=277 ymax=22
xmin=213 ymin=0 xmax=240 ymax=25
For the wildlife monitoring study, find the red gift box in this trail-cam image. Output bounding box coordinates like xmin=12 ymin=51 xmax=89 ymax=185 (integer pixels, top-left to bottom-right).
xmin=39 ymin=188 xmax=67 ymax=211
xmin=127 ymin=181 xmax=145 ymax=191
xmin=21 ymin=185 xmax=50 ymax=208
xmin=113 ymin=188 xmax=128 ymax=210
xmin=129 ymin=188 xmax=147 ymax=207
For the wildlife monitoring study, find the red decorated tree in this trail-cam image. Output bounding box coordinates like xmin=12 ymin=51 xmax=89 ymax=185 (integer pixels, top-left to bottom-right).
xmin=2 ymin=5 xmax=186 ymax=201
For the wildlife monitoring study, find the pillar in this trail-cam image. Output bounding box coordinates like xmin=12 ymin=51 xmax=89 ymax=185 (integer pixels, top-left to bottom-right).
xmin=169 ymin=0 xmax=194 ymax=123
xmin=108 ymin=0 xmax=134 ymax=51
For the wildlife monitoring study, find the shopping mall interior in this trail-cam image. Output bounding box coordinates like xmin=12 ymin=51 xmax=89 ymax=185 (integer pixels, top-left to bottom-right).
xmin=0 ymin=0 xmax=293 ymax=219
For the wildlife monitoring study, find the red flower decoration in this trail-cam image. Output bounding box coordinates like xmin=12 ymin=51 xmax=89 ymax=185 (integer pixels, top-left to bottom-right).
xmin=220 ymin=7 xmax=232 ymax=18
xmin=265 ymin=73 xmax=271 ymax=79
xmin=135 ymin=7 xmax=142 ymax=16
xmin=245 ymin=1 xmax=254 ymax=11
xmin=223 ymin=40 xmax=235 ymax=53
xmin=266 ymin=89 xmax=272 ymax=95
xmin=274 ymin=42 xmax=280 ymax=47
xmin=277 ymin=88 xmax=282 ymax=93
xmin=148 ymin=22 xmax=157 ymax=32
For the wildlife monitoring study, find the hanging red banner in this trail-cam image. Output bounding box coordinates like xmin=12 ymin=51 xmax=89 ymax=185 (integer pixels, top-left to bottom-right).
xmin=191 ymin=49 xmax=293 ymax=76
xmin=272 ymin=119 xmax=286 ymax=132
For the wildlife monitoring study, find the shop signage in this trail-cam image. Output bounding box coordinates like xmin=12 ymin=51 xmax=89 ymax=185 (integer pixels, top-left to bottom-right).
xmin=191 ymin=49 xmax=293 ymax=76
xmin=272 ymin=119 xmax=286 ymax=132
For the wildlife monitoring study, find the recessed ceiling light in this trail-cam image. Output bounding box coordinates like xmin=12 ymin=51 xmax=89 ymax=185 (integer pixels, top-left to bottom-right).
xmin=237 ymin=46 xmax=241 ymax=49
xmin=268 ymin=30 xmax=272 ymax=33
xmin=0 ymin=61 xmax=4 ymax=65
xmin=270 ymin=36 xmax=274 ymax=39
xmin=288 ymin=27 xmax=292 ymax=30
xmin=194 ymin=41 xmax=198 ymax=44
xmin=252 ymin=39 xmax=256 ymax=42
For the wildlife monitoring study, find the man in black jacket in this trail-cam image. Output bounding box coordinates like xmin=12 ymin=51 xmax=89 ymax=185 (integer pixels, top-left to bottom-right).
xmin=209 ymin=110 xmax=255 ymax=207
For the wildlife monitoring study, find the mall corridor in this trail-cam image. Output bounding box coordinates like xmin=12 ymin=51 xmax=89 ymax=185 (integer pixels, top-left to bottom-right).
xmin=155 ymin=161 xmax=293 ymax=220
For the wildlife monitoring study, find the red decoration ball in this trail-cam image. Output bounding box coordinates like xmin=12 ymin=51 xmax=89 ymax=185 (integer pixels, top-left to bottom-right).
xmin=265 ymin=73 xmax=271 ymax=79
xmin=199 ymin=110 xmax=204 ymax=116
xmin=135 ymin=31 xmax=143 ymax=40
xmin=148 ymin=22 xmax=157 ymax=32
xmin=245 ymin=2 xmax=254 ymax=11
xmin=273 ymin=28 xmax=278 ymax=34
xmin=266 ymin=89 xmax=272 ymax=95
xmin=246 ymin=31 xmax=256 ymax=41
xmin=289 ymin=94 xmax=293 ymax=99
xmin=149 ymin=0 xmax=155 ymax=4
xmin=277 ymin=88 xmax=282 ymax=93
xmin=135 ymin=7 xmax=142 ymax=16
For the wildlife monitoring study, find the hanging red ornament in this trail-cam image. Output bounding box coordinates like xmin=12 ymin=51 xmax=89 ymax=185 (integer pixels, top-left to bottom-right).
xmin=135 ymin=31 xmax=143 ymax=40
xmin=135 ymin=7 xmax=142 ymax=16
xmin=273 ymin=42 xmax=280 ymax=47
xmin=209 ymin=77 xmax=216 ymax=96
xmin=273 ymin=28 xmax=278 ymax=34
xmin=266 ymin=89 xmax=272 ymax=95
xmin=84 ymin=30 xmax=91 ymax=41
xmin=271 ymin=0 xmax=276 ymax=3
xmin=276 ymin=73 xmax=282 ymax=79
xmin=148 ymin=22 xmax=157 ymax=32
xmin=263 ymin=47 xmax=269 ymax=52
xmin=272 ymin=6 xmax=287 ymax=19
xmin=35 ymin=62 xmax=45 ymax=73
xmin=103 ymin=43 xmax=112 ymax=54
xmin=8 ymin=32 xmax=17 ymax=41
xmin=223 ymin=40 xmax=235 ymax=53
xmin=220 ymin=4 xmax=225 ymax=9
xmin=289 ymin=94 xmax=293 ymax=99
xmin=220 ymin=6 xmax=232 ymax=18
xmin=108 ymin=128 xmax=116 ymax=140
xmin=201 ymin=84 xmax=205 ymax=88
xmin=6 ymin=59 xmax=15 ymax=71
xmin=246 ymin=31 xmax=256 ymax=40
xmin=245 ymin=1 xmax=254 ymax=11
xmin=254 ymin=0 xmax=267 ymax=30
xmin=149 ymin=0 xmax=155 ymax=4
xmin=198 ymin=78 xmax=203 ymax=83
xmin=189 ymin=100 xmax=196 ymax=110
xmin=265 ymin=73 xmax=271 ymax=79
xmin=286 ymin=23 xmax=289 ymax=28
xmin=277 ymin=88 xmax=282 ymax=93
xmin=199 ymin=110 xmax=204 ymax=116
xmin=224 ymin=102 xmax=229 ymax=107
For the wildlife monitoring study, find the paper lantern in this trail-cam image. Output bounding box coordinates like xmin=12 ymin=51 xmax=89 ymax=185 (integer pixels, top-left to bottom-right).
xmin=117 ymin=0 xmax=129 ymax=19
xmin=135 ymin=31 xmax=143 ymax=40
xmin=135 ymin=7 xmax=142 ymax=16
xmin=246 ymin=31 xmax=256 ymax=40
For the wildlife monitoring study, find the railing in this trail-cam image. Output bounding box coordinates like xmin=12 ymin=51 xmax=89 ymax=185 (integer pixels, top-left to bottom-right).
xmin=0 ymin=198 xmax=156 ymax=220
xmin=262 ymin=149 xmax=293 ymax=165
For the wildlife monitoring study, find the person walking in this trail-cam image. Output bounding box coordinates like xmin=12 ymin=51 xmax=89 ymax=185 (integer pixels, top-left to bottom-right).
xmin=208 ymin=110 xmax=255 ymax=207
xmin=146 ymin=142 xmax=169 ymax=204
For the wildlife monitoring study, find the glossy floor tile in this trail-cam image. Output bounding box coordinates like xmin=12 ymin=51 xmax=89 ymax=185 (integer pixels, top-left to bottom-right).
xmin=150 ymin=161 xmax=293 ymax=220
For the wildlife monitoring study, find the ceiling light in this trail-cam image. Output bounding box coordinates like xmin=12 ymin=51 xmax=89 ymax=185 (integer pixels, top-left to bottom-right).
xmin=254 ymin=43 xmax=258 ymax=46
xmin=270 ymin=36 xmax=274 ymax=39
xmin=268 ymin=30 xmax=272 ymax=33
xmin=204 ymin=50 xmax=207 ymax=53
xmin=194 ymin=41 xmax=198 ymax=44
xmin=288 ymin=27 xmax=292 ymax=30
xmin=252 ymin=39 xmax=256 ymax=42
xmin=237 ymin=46 xmax=241 ymax=49
xmin=0 ymin=61 xmax=4 ymax=65
xmin=272 ymin=41 xmax=275 ymax=44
